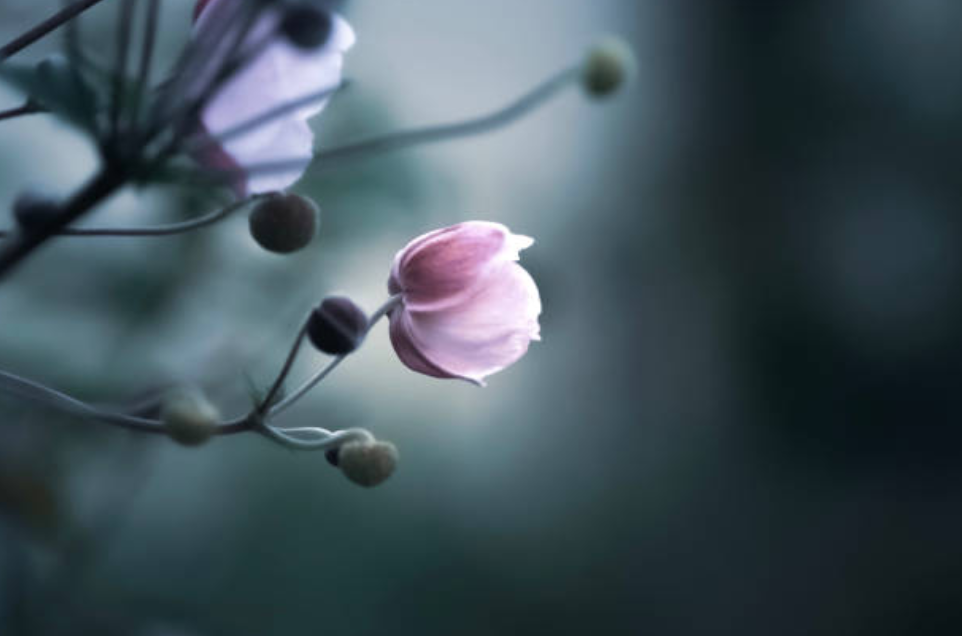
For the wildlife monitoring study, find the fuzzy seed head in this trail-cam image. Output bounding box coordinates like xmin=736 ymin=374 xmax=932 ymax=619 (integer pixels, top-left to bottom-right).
xmin=582 ymin=36 xmax=635 ymax=98
xmin=161 ymin=388 xmax=219 ymax=447
xmin=338 ymin=440 xmax=399 ymax=487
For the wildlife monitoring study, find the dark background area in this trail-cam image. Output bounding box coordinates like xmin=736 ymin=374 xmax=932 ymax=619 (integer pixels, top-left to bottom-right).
xmin=2 ymin=1 xmax=962 ymax=634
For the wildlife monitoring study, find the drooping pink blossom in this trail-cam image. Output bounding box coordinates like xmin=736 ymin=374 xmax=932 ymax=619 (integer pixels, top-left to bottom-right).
xmin=192 ymin=0 xmax=355 ymax=195
xmin=388 ymin=222 xmax=542 ymax=386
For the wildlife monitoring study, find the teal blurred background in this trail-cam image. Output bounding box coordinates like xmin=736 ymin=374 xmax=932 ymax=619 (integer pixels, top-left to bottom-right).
xmin=2 ymin=1 xmax=962 ymax=634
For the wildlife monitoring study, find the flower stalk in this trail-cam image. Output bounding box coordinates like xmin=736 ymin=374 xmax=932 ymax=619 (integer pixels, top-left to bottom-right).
xmin=0 ymin=0 xmax=109 ymax=61
xmin=0 ymin=296 xmax=403 ymax=452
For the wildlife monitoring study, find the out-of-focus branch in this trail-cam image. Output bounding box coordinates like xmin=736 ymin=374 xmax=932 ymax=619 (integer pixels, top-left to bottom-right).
xmin=0 ymin=194 xmax=263 ymax=239
xmin=231 ymin=66 xmax=581 ymax=181
xmin=0 ymin=168 xmax=125 ymax=279
xmin=0 ymin=102 xmax=43 ymax=122
xmin=0 ymin=0 xmax=110 ymax=61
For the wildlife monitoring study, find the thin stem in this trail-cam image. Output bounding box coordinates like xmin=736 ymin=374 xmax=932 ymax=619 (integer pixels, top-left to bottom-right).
xmin=110 ymin=0 xmax=134 ymax=138
xmin=231 ymin=66 xmax=581 ymax=180
xmin=0 ymin=368 xmax=165 ymax=433
xmin=146 ymin=0 xmax=240 ymax=130
xmin=0 ymin=296 xmax=402 ymax=447
xmin=257 ymin=319 xmax=309 ymax=414
xmin=269 ymin=355 xmax=346 ymax=418
xmin=0 ymin=195 xmax=261 ymax=239
xmin=137 ymin=0 xmax=160 ymax=91
xmin=129 ymin=0 xmax=160 ymax=134
xmin=258 ymin=424 xmax=372 ymax=451
xmin=0 ymin=0 xmax=109 ymax=61
xmin=0 ymin=102 xmax=43 ymax=122
xmin=0 ymin=368 xmax=251 ymax=435
xmin=0 ymin=168 xmax=126 ymax=279
xmin=152 ymin=1 xmax=265 ymax=149
xmin=268 ymin=295 xmax=402 ymax=418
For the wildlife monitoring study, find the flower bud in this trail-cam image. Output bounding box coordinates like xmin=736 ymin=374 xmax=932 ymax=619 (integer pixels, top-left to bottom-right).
xmin=581 ymin=36 xmax=635 ymax=98
xmin=281 ymin=4 xmax=333 ymax=49
xmin=388 ymin=222 xmax=541 ymax=385
xmin=13 ymin=192 xmax=60 ymax=232
xmin=248 ymin=192 xmax=319 ymax=253
xmin=337 ymin=440 xmax=399 ymax=487
xmin=307 ymin=296 xmax=368 ymax=355
xmin=161 ymin=388 xmax=219 ymax=446
xmin=324 ymin=447 xmax=340 ymax=467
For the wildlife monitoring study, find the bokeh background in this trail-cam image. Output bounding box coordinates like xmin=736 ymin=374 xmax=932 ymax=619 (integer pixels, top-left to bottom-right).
xmin=2 ymin=1 xmax=962 ymax=634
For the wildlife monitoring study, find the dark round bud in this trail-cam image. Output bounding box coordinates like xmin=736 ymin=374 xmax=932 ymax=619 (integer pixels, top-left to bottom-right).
xmin=338 ymin=440 xmax=398 ymax=487
xmin=307 ymin=296 xmax=368 ymax=355
xmin=280 ymin=5 xmax=333 ymax=49
xmin=248 ymin=192 xmax=319 ymax=253
xmin=13 ymin=192 xmax=60 ymax=232
xmin=325 ymin=447 xmax=340 ymax=467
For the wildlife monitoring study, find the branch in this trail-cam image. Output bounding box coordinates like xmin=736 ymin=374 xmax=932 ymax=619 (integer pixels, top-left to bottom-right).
xmin=0 ymin=0 xmax=110 ymax=61
xmin=0 ymin=102 xmax=43 ymax=122
xmin=0 ymin=168 xmax=126 ymax=278
xmin=0 ymin=194 xmax=262 ymax=239
xmin=228 ymin=66 xmax=581 ymax=181
xmin=0 ymin=296 xmax=402 ymax=449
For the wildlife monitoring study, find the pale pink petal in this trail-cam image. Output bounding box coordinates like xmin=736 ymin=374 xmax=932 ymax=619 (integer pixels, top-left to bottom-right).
xmin=388 ymin=309 xmax=454 ymax=381
xmin=195 ymin=3 xmax=355 ymax=194
xmin=389 ymin=222 xmax=533 ymax=312
xmin=395 ymin=260 xmax=542 ymax=385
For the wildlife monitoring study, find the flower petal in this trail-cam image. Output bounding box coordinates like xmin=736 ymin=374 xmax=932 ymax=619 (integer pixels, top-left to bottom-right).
xmin=388 ymin=309 xmax=458 ymax=381
xmin=196 ymin=5 xmax=355 ymax=194
xmin=395 ymin=260 xmax=542 ymax=385
xmin=389 ymin=221 xmax=534 ymax=312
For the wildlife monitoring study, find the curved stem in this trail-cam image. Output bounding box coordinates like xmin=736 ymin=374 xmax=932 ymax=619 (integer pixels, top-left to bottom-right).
xmin=0 ymin=0 xmax=109 ymax=61
xmin=109 ymin=0 xmax=135 ymax=138
xmin=268 ymin=295 xmax=402 ymax=419
xmin=231 ymin=66 xmax=581 ymax=180
xmin=268 ymin=355 xmax=346 ymax=419
xmin=0 ymin=368 xmax=165 ymax=433
xmin=258 ymin=423 xmax=372 ymax=451
xmin=0 ymin=195 xmax=261 ymax=239
xmin=129 ymin=0 xmax=160 ymax=133
xmin=257 ymin=318 xmax=309 ymax=414
xmin=0 ymin=296 xmax=402 ymax=446
xmin=0 ymin=368 xmax=251 ymax=435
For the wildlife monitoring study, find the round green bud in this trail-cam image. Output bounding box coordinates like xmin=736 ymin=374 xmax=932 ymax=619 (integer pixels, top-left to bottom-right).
xmin=307 ymin=296 xmax=368 ymax=356
xmin=281 ymin=5 xmax=333 ymax=49
xmin=248 ymin=192 xmax=319 ymax=254
xmin=161 ymin=388 xmax=219 ymax=446
xmin=338 ymin=440 xmax=399 ymax=488
xmin=582 ymin=36 xmax=636 ymax=98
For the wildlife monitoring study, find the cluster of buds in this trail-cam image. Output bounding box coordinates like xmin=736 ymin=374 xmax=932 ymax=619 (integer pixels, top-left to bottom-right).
xmin=0 ymin=0 xmax=635 ymax=488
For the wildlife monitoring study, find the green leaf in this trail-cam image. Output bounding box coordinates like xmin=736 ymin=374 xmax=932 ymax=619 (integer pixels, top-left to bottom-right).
xmin=0 ymin=55 xmax=99 ymax=133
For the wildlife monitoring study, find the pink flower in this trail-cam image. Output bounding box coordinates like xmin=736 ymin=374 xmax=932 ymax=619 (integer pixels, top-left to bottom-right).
xmin=192 ymin=0 xmax=355 ymax=195
xmin=388 ymin=222 xmax=542 ymax=386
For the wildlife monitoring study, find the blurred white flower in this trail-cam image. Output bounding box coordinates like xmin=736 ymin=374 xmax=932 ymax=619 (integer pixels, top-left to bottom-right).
xmin=192 ymin=0 xmax=355 ymax=195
